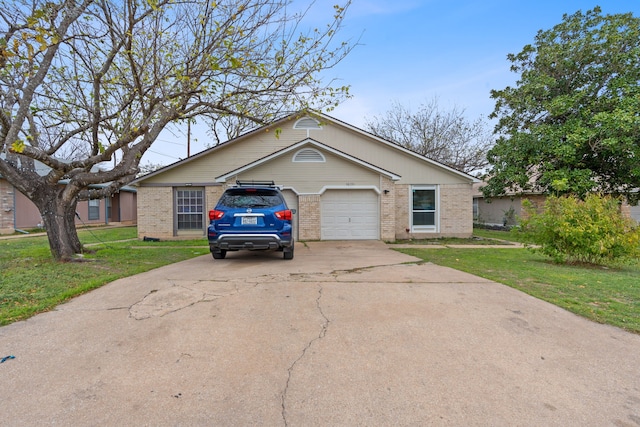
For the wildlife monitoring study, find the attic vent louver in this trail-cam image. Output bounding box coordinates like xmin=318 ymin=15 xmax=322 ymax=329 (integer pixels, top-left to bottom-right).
xmin=293 ymin=117 xmax=322 ymax=129
xmin=293 ymin=148 xmax=325 ymax=163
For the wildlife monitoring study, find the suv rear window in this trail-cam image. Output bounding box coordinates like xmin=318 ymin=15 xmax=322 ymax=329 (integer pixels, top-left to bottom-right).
xmin=218 ymin=188 xmax=284 ymax=208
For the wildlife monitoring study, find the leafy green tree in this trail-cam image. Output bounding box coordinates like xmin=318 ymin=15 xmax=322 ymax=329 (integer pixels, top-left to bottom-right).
xmin=518 ymin=194 xmax=640 ymax=265
xmin=483 ymin=7 xmax=640 ymax=203
xmin=0 ymin=0 xmax=353 ymax=260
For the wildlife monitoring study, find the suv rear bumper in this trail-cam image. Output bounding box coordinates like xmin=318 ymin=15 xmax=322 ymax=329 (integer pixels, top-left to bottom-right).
xmin=209 ymin=233 xmax=292 ymax=251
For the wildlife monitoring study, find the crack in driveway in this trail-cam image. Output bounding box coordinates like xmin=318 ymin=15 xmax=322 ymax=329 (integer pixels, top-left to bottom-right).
xmin=127 ymin=276 xmax=281 ymax=320
xmin=129 ymin=284 xmax=207 ymax=320
xmin=281 ymin=284 xmax=329 ymax=427
xmin=128 ymin=279 xmax=247 ymax=320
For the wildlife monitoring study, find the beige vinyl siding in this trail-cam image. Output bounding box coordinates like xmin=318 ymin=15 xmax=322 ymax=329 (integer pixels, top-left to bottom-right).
xmin=227 ymin=149 xmax=380 ymax=194
xmin=140 ymin=132 xmax=297 ymax=184
xmin=304 ymin=124 xmax=468 ymax=185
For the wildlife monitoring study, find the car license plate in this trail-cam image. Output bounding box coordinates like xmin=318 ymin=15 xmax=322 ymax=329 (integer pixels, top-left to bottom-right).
xmin=241 ymin=216 xmax=258 ymax=225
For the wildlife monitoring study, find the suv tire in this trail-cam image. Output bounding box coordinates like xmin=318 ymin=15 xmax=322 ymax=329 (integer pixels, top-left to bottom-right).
xmin=212 ymin=249 xmax=227 ymax=259
xmin=283 ymin=244 xmax=294 ymax=260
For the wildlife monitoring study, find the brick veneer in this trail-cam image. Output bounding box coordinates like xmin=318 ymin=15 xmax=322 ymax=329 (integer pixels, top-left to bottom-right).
xmin=395 ymin=183 xmax=473 ymax=239
xmin=439 ymin=183 xmax=473 ymax=237
xmin=298 ymin=194 xmax=321 ymax=240
xmin=137 ymin=186 xmax=174 ymax=239
xmin=137 ymin=185 xmax=225 ymax=239
xmin=380 ymin=177 xmax=396 ymax=241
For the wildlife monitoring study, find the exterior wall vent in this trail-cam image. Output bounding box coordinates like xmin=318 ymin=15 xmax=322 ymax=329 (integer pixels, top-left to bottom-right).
xmin=293 ymin=117 xmax=322 ymax=130
xmin=293 ymin=148 xmax=326 ymax=163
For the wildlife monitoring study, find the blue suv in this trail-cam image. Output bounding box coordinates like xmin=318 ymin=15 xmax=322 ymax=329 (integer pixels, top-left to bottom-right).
xmin=207 ymin=181 xmax=295 ymax=260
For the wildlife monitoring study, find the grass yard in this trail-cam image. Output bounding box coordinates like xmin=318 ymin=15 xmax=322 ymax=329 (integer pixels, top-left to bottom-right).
xmin=0 ymin=226 xmax=208 ymax=325
xmin=396 ymin=238 xmax=640 ymax=334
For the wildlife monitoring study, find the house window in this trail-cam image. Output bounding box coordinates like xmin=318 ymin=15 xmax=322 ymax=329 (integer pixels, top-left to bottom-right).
xmin=473 ymin=198 xmax=478 ymax=221
xmin=176 ymin=188 xmax=204 ymax=230
xmin=411 ymin=186 xmax=438 ymax=232
xmin=293 ymin=148 xmax=325 ymax=162
xmin=88 ymin=199 xmax=100 ymax=220
xmin=106 ymin=196 xmax=112 ymax=221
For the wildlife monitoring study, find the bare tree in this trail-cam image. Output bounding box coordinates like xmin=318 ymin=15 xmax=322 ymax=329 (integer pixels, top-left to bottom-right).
xmin=365 ymin=98 xmax=494 ymax=174
xmin=0 ymin=0 xmax=354 ymax=260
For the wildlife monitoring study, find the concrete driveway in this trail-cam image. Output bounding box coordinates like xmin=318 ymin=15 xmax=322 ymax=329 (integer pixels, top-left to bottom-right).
xmin=1 ymin=241 xmax=639 ymax=426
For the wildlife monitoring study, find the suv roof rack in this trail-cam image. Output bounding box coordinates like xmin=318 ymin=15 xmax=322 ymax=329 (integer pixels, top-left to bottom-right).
xmin=235 ymin=180 xmax=276 ymax=187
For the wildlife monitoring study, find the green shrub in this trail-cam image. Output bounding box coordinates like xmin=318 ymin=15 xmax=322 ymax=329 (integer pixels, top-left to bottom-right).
xmin=518 ymin=194 xmax=640 ymax=265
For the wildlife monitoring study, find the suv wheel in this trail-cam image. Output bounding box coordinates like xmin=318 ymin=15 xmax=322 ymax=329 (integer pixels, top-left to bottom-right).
xmin=283 ymin=244 xmax=294 ymax=260
xmin=212 ymin=249 xmax=227 ymax=259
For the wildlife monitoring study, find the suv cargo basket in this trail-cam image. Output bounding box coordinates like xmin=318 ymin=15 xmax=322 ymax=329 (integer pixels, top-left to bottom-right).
xmin=235 ymin=180 xmax=276 ymax=187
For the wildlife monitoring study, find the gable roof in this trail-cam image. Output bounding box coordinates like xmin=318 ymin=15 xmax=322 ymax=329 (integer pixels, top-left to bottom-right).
xmin=215 ymin=138 xmax=401 ymax=183
xmin=132 ymin=111 xmax=479 ymax=184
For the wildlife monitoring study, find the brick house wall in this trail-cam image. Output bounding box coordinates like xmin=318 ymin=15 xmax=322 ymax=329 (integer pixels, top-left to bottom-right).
xmin=440 ymin=183 xmax=473 ymax=237
xmin=137 ymin=186 xmax=174 ymax=239
xmin=380 ymin=177 xmax=396 ymax=241
xmin=395 ymin=183 xmax=472 ymax=240
xmin=137 ymin=185 xmax=225 ymax=239
xmin=394 ymin=184 xmax=411 ymax=240
xmin=298 ymin=194 xmax=321 ymax=240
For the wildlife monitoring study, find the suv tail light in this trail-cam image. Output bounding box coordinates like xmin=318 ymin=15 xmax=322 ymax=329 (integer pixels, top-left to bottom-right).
xmin=274 ymin=209 xmax=292 ymax=221
xmin=209 ymin=209 xmax=224 ymax=220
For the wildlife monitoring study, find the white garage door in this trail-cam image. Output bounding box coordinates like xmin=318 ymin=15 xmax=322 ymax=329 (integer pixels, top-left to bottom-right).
xmin=321 ymin=190 xmax=379 ymax=240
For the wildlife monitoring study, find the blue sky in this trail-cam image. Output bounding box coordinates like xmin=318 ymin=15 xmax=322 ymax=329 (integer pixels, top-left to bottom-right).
xmin=330 ymin=0 xmax=640 ymax=126
xmin=142 ymin=0 xmax=640 ymax=165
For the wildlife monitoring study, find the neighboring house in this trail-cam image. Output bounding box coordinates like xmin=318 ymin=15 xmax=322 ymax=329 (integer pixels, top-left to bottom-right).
xmin=472 ymin=182 xmax=544 ymax=227
xmin=473 ymin=183 xmax=640 ymax=226
xmin=632 ymin=204 xmax=640 ymax=223
xmin=0 ymin=176 xmax=137 ymax=234
xmin=132 ymin=112 xmax=479 ymax=241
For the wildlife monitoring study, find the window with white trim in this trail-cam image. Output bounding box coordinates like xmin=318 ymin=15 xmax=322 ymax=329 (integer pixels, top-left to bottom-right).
xmin=176 ymin=188 xmax=204 ymax=230
xmin=411 ymin=185 xmax=438 ymax=232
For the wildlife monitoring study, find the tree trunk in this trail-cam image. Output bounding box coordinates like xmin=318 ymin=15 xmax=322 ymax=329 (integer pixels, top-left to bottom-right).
xmin=35 ymin=188 xmax=83 ymax=261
